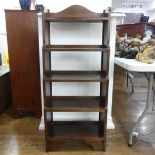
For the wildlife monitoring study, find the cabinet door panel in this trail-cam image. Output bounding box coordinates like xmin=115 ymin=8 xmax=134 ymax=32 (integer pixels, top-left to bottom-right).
xmin=5 ymin=10 xmax=41 ymax=117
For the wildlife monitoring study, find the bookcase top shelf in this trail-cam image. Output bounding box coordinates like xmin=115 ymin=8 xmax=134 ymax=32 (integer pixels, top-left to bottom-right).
xmin=44 ymin=5 xmax=108 ymax=22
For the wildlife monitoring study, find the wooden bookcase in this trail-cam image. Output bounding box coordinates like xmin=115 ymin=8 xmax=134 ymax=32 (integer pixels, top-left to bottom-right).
xmin=42 ymin=5 xmax=110 ymax=151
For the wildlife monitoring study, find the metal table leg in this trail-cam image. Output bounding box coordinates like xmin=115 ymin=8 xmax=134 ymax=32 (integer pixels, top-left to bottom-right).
xmin=145 ymin=73 xmax=155 ymax=111
xmin=127 ymin=71 xmax=134 ymax=92
xmin=128 ymin=72 xmax=154 ymax=147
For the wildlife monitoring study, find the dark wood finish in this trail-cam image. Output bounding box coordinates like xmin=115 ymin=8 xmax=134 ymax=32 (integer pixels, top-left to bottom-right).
xmin=43 ymin=45 xmax=109 ymax=51
xmin=44 ymin=71 xmax=108 ymax=82
xmin=5 ymin=10 xmax=41 ymax=118
xmin=45 ymin=96 xmax=106 ymax=112
xmin=47 ymin=139 xmax=104 ymax=151
xmin=117 ymin=22 xmax=155 ymax=38
xmin=0 ymin=73 xmax=11 ymax=113
xmin=46 ymin=121 xmax=105 ymax=151
xmin=47 ymin=121 xmax=104 ymax=138
xmin=44 ymin=5 xmax=108 ymax=22
xmin=42 ymin=5 xmax=109 ymax=152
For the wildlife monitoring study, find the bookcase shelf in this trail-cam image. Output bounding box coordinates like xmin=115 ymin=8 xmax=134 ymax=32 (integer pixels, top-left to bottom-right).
xmin=43 ymin=71 xmax=108 ymax=82
xmin=47 ymin=121 xmax=104 ymax=139
xmin=42 ymin=5 xmax=110 ymax=152
xmin=43 ymin=45 xmax=109 ymax=52
xmin=44 ymin=96 xmax=106 ymax=112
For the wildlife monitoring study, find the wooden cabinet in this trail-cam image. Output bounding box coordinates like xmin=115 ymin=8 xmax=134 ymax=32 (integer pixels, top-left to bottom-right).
xmin=42 ymin=5 xmax=110 ymax=151
xmin=117 ymin=22 xmax=155 ymax=38
xmin=5 ymin=10 xmax=41 ymax=118
xmin=0 ymin=72 xmax=11 ymax=113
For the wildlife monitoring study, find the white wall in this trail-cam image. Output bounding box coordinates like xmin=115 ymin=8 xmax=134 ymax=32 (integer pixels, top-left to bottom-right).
xmin=38 ymin=0 xmax=111 ymax=12
xmin=144 ymin=0 xmax=155 ymax=11
xmin=0 ymin=0 xmax=19 ymax=33
xmin=112 ymin=0 xmax=155 ymax=13
xmin=0 ymin=0 xmax=20 ymax=64
xmin=145 ymin=0 xmax=155 ymax=22
xmin=146 ymin=11 xmax=155 ymax=22
xmin=112 ymin=1 xmax=148 ymax=13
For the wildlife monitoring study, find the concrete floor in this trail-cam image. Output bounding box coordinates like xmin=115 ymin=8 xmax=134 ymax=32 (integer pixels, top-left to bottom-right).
xmin=0 ymin=86 xmax=155 ymax=155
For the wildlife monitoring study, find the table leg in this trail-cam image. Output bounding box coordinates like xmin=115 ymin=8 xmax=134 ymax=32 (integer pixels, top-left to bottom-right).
xmin=144 ymin=73 xmax=155 ymax=111
xmin=126 ymin=71 xmax=134 ymax=92
xmin=128 ymin=72 xmax=154 ymax=147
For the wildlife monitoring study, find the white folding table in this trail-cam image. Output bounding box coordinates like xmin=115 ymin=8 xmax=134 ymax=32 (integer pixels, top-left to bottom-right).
xmin=114 ymin=57 xmax=155 ymax=147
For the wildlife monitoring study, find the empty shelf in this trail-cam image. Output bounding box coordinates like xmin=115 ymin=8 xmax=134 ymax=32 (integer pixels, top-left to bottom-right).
xmin=43 ymin=45 xmax=109 ymax=52
xmin=45 ymin=96 xmax=106 ymax=112
xmin=47 ymin=121 xmax=104 ymax=140
xmin=43 ymin=71 xmax=108 ymax=82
